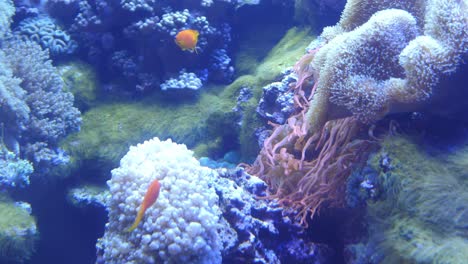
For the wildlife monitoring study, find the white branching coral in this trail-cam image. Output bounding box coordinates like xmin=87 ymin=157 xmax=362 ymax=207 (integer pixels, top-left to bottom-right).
xmin=97 ymin=137 xmax=222 ymax=264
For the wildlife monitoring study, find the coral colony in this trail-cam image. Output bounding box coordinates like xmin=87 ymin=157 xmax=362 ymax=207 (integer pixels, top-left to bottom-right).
xmin=0 ymin=0 xmax=467 ymax=263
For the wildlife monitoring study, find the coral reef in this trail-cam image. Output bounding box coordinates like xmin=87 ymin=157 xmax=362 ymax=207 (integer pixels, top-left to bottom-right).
xmin=60 ymin=26 xmax=312 ymax=178
xmin=247 ymin=0 xmax=468 ymax=227
xmin=1 ymin=37 xmax=81 ymax=172
xmin=15 ymin=16 xmax=77 ymax=57
xmin=1 ymin=2 xmax=81 ymax=176
xmin=97 ymin=137 xmax=222 ymax=263
xmin=209 ymin=49 xmax=234 ymax=83
xmin=315 ymin=9 xmax=419 ymax=123
xmin=0 ymin=0 xmax=466 ymax=262
xmin=247 ymin=114 xmax=377 ymax=226
xmin=97 ymin=137 xmax=333 ymax=263
xmin=215 ymin=168 xmax=334 ymax=263
xmin=35 ymin=0 xmax=240 ymax=93
xmin=0 ymin=51 xmax=30 ymax=132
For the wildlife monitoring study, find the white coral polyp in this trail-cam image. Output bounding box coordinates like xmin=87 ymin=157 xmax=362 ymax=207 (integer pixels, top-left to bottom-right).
xmin=97 ymin=137 xmax=222 ymax=264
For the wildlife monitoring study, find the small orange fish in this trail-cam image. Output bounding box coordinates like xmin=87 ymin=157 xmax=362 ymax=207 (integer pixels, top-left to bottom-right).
xmin=175 ymin=29 xmax=199 ymax=54
xmin=126 ymin=179 xmax=161 ymax=232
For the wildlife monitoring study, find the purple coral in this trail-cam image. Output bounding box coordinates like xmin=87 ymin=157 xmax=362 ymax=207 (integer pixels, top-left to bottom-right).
xmin=2 ymin=37 xmax=81 ymax=169
xmin=15 ymin=16 xmax=78 ymax=57
xmin=209 ymin=49 xmax=234 ymax=83
xmin=44 ymin=0 xmax=235 ymax=94
xmin=216 ymin=168 xmax=334 ymax=263
xmin=160 ymin=69 xmax=203 ymax=91
xmin=256 ymin=68 xmax=298 ymax=124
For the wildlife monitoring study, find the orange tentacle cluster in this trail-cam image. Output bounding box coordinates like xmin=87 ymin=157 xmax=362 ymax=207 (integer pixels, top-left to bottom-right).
xmin=245 ymin=50 xmax=377 ymax=227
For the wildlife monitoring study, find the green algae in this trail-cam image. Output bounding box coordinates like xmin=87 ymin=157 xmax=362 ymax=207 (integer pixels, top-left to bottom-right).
xmin=62 ymin=91 xmax=233 ymax=174
xmin=0 ymin=195 xmax=37 ymax=263
xmin=360 ymin=135 xmax=468 ymax=264
xmin=58 ymin=61 xmax=99 ymax=111
xmin=293 ymin=0 xmax=322 ymax=29
xmin=231 ymin=27 xmax=315 ymax=160
xmin=256 ymin=27 xmax=314 ymax=79
xmin=235 ymin=26 xmax=314 ymax=82
xmin=62 ymin=27 xmax=315 ymax=174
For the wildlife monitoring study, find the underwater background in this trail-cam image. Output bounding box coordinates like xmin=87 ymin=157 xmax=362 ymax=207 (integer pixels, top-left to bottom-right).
xmin=0 ymin=0 xmax=467 ymax=263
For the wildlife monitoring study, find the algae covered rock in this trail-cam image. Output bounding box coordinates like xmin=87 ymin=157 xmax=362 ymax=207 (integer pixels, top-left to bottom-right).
xmin=232 ymin=27 xmax=315 ymax=160
xmin=347 ymin=135 xmax=468 ymax=263
xmin=58 ymin=61 xmax=99 ymax=111
xmin=61 ymin=91 xmax=234 ymax=175
xmin=0 ymin=195 xmax=38 ymax=263
xmin=61 ymin=26 xmax=315 ymax=176
xmin=67 ymin=183 xmax=109 ymax=208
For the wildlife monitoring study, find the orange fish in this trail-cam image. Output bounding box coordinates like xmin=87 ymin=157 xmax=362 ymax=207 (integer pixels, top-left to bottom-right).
xmin=175 ymin=29 xmax=199 ymax=54
xmin=126 ymin=179 xmax=161 ymax=232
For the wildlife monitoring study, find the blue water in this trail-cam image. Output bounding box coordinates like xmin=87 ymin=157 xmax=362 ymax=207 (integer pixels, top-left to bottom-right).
xmin=13 ymin=177 xmax=105 ymax=264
